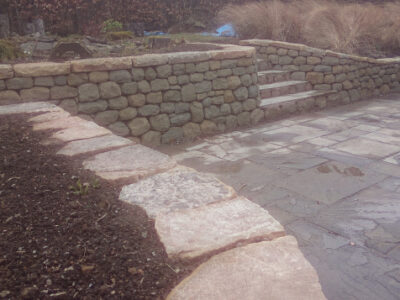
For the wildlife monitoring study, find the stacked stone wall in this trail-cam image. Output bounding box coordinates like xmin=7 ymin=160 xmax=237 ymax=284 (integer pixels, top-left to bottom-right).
xmin=241 ymin=39 xmax=400 ymax=106
xmin=0 ymin=44 xmax=261 ymax=145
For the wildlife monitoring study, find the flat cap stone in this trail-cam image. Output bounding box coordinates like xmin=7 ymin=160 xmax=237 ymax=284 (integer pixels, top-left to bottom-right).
xmin=0 ymin=64 xmax=14 ymax=79
xmin=57 ymin=134 xmax=134 ymax=156
xmin=0 ymin=102 xmax=59 ymax=115
xmin=167 ymin=236 xmax=326 ymax=300
xmin=156 ymin=197 xmax=285 ymax=259
xmin=13 ymin=62 xmax=70 ymax=77
xmin=32 ymin=116 xmax=92 ymax=131
xmin=83 ymin=144 xmax=176 ymax=181
xmin=28 ymin=110 xmax=71 ymax=123
xmin=168 ymin=52 xmax=210 ymax=64
xmin=133 ymin=54 xmax=169 ymax=67
xmin=119 ymin=166 xmax=236 ymax=217
xmin=71 ymin=57 xmax=132 ymax=72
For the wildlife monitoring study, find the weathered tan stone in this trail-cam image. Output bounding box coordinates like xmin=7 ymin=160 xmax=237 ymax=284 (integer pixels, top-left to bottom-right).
xmin=50 ymin=86 xmax=78 ymax=100
xmin=0 ymin=64 xmax=14 ymax=79
xmin=141 ymin=130 xmax=161 ymax=147
xmin=200 ymin=120 xmax=218 ymax=135
xmin=0 ymin=102 xmax=59 ymax=115
xmin=120 ymin=166 xmax=235 ymax=217
xmin=156 ymin=197 xmax=285 ymax=259
xmin=0 ymin=90 xmax=21 ymax=104
xmin=128 ymin=117 xmax=150 ymax=136
xmin=71 ymin=57 xmax=132 ymax=72
xmin=183 ymin=122 xmax=201 ymax=140
xmin=167 ymin=236 xmax=326 ymax=300
xmin=28 ymin=110 xmax=70 ymax=123
xmin=168 ymin=52 xmax=210 ymax=64
xmin=20 ymin=87 xmax=50 ymax=101
xmin=13 ymin=62 xmax=70 ymax=77
xmin=83 ymin=144 xmax=176 ymax=181
xmin=33 ymin=116 xmax=92 ymax=131
xmin=57 ymin=135 xmax=133 ymax=156
xmin=133 ymin=54 xmax=169 ymax=67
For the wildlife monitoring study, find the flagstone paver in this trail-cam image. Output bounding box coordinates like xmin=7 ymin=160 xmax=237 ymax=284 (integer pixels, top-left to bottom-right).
xmin=0 ymin=101 xmax=59 ymax=115
xmin=57 ymin=135 xmax=134 ymax=156
xmin=162 ymin=95 xmax=400 ymax=300
xmin=46 ymin=122 xmax=112 ymax=144
xmin=83 ymin=144 xmax=176 ymax=181
xmin=167 ymin=236 xmax=326 ymax=300
xmin=155 ymin=197 xmax=285 ymax=259
xmin=119 ymin=166 xmax=236 ymax=217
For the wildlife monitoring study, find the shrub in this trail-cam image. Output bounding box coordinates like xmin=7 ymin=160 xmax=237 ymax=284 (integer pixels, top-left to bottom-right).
xmin=106 ymin=31 xmax=134 ymax=41
xmin=101 ymin=19 xmax=123 ymax=33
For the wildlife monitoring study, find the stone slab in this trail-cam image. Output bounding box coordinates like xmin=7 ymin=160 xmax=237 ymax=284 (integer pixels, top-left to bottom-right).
xmin=273 ymin=161 xmax=386 ymax=205
xmin=332 ymin=137 xmax=399 ymax=159
xmin=33 ymin=116 xmax=93 ymax=131
xmin=71 ymin=57 xmax=132 ymax=72
xmin=57 ymin=135 xmax=134 ymax=156
xmin=83 ymin=144 xmax=176 ymax=181
xmin=155 ymin=197 xmax=285 ymax=259
xmin=28 ymin=110 xmax=71 ymax=123
xmin=47 ymin=122 xmax=111 ymax=144
xmin=119 ymin=166 xmax=236 ymax=217
xmin=0 ymin=102 xmax=59 ymax=115
xmin=0 ymin=64 xmax=14 ymax=79
xmin=167 ymin=236 xmax=326 ymax=300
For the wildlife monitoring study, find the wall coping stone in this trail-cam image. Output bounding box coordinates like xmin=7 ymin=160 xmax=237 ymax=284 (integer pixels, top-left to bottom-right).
xmin=6 ymin=44 xmax=255 ymax=77
xmin=240 ymin=39 xmax=400 ymax=65
xmin=13 ymin=62 xmax=71 ymax=77
xmin=0 ymin=64 xmax=14 ymax=79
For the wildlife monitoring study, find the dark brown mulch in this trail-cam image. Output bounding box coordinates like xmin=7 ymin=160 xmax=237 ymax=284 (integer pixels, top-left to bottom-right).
xmin=0 ymin=115 xmax=197 ymax=299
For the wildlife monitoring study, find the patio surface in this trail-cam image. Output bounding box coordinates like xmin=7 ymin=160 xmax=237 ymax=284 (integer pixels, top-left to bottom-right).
xmin=160 ymin=94 xmax=400 ymax=300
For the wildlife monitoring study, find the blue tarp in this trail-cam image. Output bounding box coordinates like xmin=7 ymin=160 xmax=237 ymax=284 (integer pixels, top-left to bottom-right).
xmin=201 ymin=24 xmax=237 ymax=37
xmin=144 ymin=31 xmax=166 ymax=36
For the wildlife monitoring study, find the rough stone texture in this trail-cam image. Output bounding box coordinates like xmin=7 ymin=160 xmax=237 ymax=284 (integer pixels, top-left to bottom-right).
xmin=20 ymin=87 xmax=50 ymax=101
xmin=78 ymin=100 xmax=108 ymax=114
xmin=50 ymin=86 xmax=78 ymax=100
xmin=58 ymin=99 xmax=78 ymax=115
xmin=78 ymin=83 xmax=99 ymax=102
xmin=108 ymin=121 xmax=130 ymax=137
xmin=128 ymin=117 xmax=150 ymax=136
xmin=32 ymin=116 xmax=86 ymax=131
xmin=83 ymin=144 xmax=176 ymax=181
xmin=156 ymin=197 xmax=285 ymax=259
xmin=119 ymin=107 xmax=137 ymax=120
xmin=89 ymin=71 xmax=109 ymax=83
xmin=71 ymin=57 xmax=132 ymax=72
xmin=0 ymin=64 xmax=13 ymax=79
xmin=167 ymin=236 xmax=326 ymax=300
xmin=183 ymin=122 xmax=201 ymax=140
xmin=141 ymin=130 xmax=161 ymax=147
xmin=162 ymin=127 xmax=184 ymax=144
xmin=119 ymin=166 xmax=236 ymax=217
xmin=6 ymin=77 xmax=33 ymax=90
xmin=68 ymin=73 xmax=88 ymax=86
xmin=94 ymin=110 xmax=119 ymax=126
xmin=99 ymin=81 xmax=121 ymax=99
xmin=57 ymin=135 xmax=133 ymax=156
xmin=13 ymin=62 xmax=70 ymax=77
xmin=150 ymin=114 xmax=170 ymax=132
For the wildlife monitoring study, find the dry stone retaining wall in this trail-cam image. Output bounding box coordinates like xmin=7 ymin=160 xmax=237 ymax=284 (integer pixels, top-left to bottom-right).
xmin=0 ymin=44 xmax=260 ymax=146
xmin=241 ymin=39 xmax=400 ymax=107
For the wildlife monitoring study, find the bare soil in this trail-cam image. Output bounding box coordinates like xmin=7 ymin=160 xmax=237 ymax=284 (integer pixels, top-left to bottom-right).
xmin=0 ymin=114 xmax=198 ymax=299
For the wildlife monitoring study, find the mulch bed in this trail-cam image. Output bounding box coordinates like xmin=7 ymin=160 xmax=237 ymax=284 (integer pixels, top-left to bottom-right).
xmin=0 ymin=114 xmax=198 ymax=299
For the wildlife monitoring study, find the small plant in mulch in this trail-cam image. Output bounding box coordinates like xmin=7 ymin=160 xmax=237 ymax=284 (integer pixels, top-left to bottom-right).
xmin=106 ymin=31 xmax=134 ymax=41
xmin=0 ymin=39 xmax=23 ymax=62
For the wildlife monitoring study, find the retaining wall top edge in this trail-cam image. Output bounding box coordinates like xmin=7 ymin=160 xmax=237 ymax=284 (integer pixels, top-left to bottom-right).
xmin=241 ymin=39 xmax=400 ymax=65
xmin=0 ymin=64 xmax=14 ymax=79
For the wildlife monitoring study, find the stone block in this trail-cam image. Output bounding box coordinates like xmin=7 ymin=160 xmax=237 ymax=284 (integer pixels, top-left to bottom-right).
xmin=170 ymin=113 xmax=191 ymax=126
xmin=133 ymin=54 xmax=169 ymax=67
xmin=132 ymin=68 xmax=145 ymax=81
xmin=182 ymin=84 xmax=196 ymax=102
xmin=128 ymin=94 xmax=145 ymax=107
xmin=167 ymin=236 xmax=326 ymax=300
xmin=20 ymin=87 xmax=50 ymax=101
xmin=67 ymin=73 xmax=88 ymax=86
xmin=156 ymin=65 xmax=172 ymax=78
xmin=0 ymin=90 xmax=21 ymax=103
xmin=138 ymin=104 xmax=160 ymax=117
xmin=141 ymin=130 xmax=161 ymax=147
xmin=0 ymin=64 xmax=14 ymax=79
xmin=83 ymin=144 xmax=175 ymax=181
xmin=183 ymin=122 xmax=201 ymax=140
xmin=120 ymin=166 xmax=235 ymax=217
xmin=119 ymin=107 xmax=137 ymax=121
xmin=109 ymin=96 xmax=128 ymax=109
xmin=6 ymin=77 xmax=33 ymax=90
xmin=71 ymin=57 xmax=132 ymax=72
xmin=89 ymin=71 xmax=109 ymax=83
xmin=238 ymin=111 xmax=251 ymax=126
xmin=162 ymin=127 xmax=184 ymax=144
xmin=234 ymin=87 xmax=248 ymax=101
xmin=128 ymin=117 xmax=150 ymax=136
xmin=34 ymin=76 xmax=54 ymax=87
xmin=59 ymin=99 xmax=78 ymax=115
xmin=121 ymin=82 xmax=138 ymax=95
xmin=109 ymin=70 xmax=132 ymax=83
xmin=145 ymin=68 xmax=157 ymax=81
xmin=78 ymin=83 xmax=99 ymax=102
xmin=94 ymin=110 xmax=119 ymax=126
xmin=190 ymin=102 xmax=204 ymax=123
xmin=78 ymin=100 xmax=108 ymax=114
xmin=99 ymin=81 xmax=121 ymax=99
xmin=200 ymin=120 xmax=218 ymax=135
xmin=50 ymin=86 xmax=78 ymax=100
xmin=156 ymin=197 xmax=285 ymax=259
xmin=195 ymin=81 xmax=212 ymax=93
xmin=108 ymin=121 xmax=130 ymax=137
xmin=13 ymin=62 xmax=70 ymax=77
xmin=137 ymin=80 xmax=151 ymax=93
xmin=147 ymin=92 xmax=163 ymax=104
xmin=150 ymin=114 xmax=170 ymax=132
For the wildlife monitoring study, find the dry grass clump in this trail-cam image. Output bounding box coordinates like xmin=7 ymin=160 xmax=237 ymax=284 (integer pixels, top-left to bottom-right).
xmin=218 ymin=0 xmax=400 ymax=57
xmin=218 ymin=1 xmax=302 ymax=42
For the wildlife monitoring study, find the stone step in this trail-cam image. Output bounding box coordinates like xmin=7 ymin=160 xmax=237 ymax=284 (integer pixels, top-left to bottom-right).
xmin=259 ymin=80 xmax=311 ymax=99
xmin=258 ymin=70 xmax=290 ymax=84
xmin=256 ymin=59 xmax=270 ymax=71
xmin=167 ymin=236 xmax=326 ymax=300
xmin=260 ymin=90 xmax=333 ymax=108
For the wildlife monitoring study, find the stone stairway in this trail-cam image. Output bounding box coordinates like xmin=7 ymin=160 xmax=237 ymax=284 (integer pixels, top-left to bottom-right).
xmin=257 ymin=59 xmax=335 ymax=118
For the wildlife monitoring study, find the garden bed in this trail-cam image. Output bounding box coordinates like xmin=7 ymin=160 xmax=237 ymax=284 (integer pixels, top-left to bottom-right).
xmin=0 ymin=114 xmax=199 ymax=299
